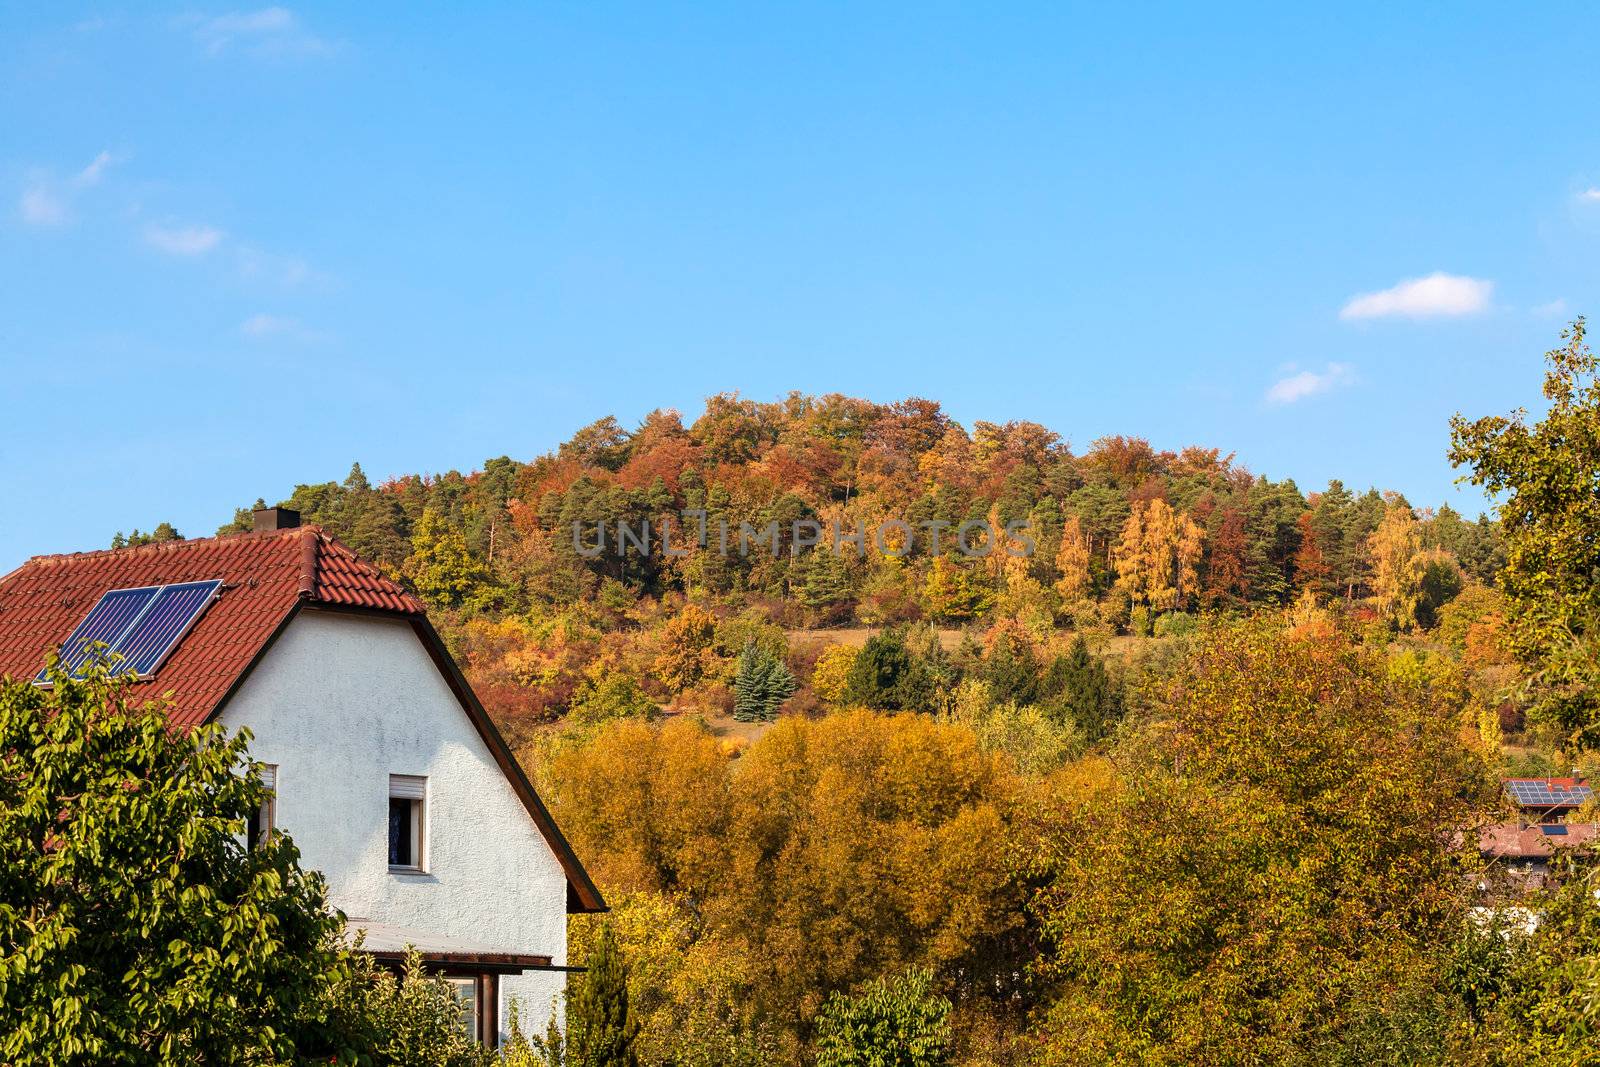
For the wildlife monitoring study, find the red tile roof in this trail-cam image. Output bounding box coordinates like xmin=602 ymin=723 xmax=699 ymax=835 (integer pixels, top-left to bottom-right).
xmin=0 ymin=527 xmax=423 ymax=728
xmin=1480 ymin=821 xmax=1600 ymax=860
xmin=0 ymin=527 xmax=605 ymax=913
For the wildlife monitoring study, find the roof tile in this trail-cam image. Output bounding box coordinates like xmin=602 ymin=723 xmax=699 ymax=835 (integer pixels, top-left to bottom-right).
xmin=0 ymin=527 xmax=423 ymax=728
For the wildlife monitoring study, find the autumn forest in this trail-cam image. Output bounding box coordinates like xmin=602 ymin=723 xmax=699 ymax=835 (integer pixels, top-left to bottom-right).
xmin=112 ymin=324 xmax=1600 ymax=1065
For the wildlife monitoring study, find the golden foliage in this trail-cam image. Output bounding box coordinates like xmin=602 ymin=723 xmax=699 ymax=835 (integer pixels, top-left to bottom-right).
xmin=1366 ymin=504 xmax=1427 ymax=630
xmin=1110 ymin=499 xmax=1205 ymax=612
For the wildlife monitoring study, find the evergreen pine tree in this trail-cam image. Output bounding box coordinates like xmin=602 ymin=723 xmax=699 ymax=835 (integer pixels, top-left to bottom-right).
xmin=1043 ymin=636 xmax=1123 ymax=743
xmin=843 ymin=629 xmax=915 ymax=711
xmin=733 ymin=642 xmax=797 ymax=722
xmin=566 ymin=924 xmax=639 ymax=1067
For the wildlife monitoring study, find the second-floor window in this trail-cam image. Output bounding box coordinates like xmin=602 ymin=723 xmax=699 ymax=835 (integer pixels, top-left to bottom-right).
xmin=389 ymin=774 xmax=427 ymax=872
xmin=247 ymin=764 xmax=277 ymax=850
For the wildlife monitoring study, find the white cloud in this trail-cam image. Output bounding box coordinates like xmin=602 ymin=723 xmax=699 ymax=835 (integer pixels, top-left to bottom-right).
xmin=18 ymin=151 xmax=119 ymax=226
xmin=1579 ymin=188 xmax=1600 ymax=203
xmin=75 ymin=150 xmax=115 ymax=187
xmin=236 ymin=244 xmax=326 ymax=288
xmin=185 ymin=7 xmax=332 ymax=57
xmin=145 ymin=223 xmax=224 ymax=256
xmin=241 ymin=313 xmax=294 ymax=337
xmin=240 ymin=313 xmax=324 ymax=342
xmin=19 ymin=184 xmax=67 ymax=226
xmin=1266 ymin=362 xmax=1354 ymax=406
xmin=1340 ymin=272 xmax=1493 ymax=320
xmin=1533 ymin=298 xmax=1569 ymax=317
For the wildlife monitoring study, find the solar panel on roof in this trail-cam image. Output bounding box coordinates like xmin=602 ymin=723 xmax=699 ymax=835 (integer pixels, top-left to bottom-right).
xmin=35 ymin=580 xmax=221 ymax=682
xmin=117 ymin=580 xmax=223 ymax=677
xmin=37 ymin=586 xmax=160 ymax=680
xmin=1541 ymin=825 xmax=1570 ymax=836
xmin=1505 ymin=780 xmax=1593 ymax=807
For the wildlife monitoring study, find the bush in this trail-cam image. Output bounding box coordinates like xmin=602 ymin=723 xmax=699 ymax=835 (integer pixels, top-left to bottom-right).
xmin=814 ymin=968 xmax=952 ymax=1067
xmin=811 ymin=644 xmax=860 ymax=709
xmin=343 ymin=948 xmax=494 ymax=1067
xmin=1129 ymin=605 xmax=1153 ymax=637
xmin=1152 ymin=611 xmax=1196 ymax=638
xmin=0 ymin=663 xmax=360 ymax=1065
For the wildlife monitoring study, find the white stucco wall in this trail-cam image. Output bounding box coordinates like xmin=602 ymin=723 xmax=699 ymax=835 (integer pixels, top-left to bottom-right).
xmin=217 ymin=608 xmax=568 ymax=1041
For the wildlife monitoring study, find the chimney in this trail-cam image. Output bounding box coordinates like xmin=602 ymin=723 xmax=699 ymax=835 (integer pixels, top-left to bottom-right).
xmin=253 ymin=506 xmax=301 ymax=533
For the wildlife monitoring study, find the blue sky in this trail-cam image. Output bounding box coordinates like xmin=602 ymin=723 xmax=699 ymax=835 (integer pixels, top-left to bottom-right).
xmin=3 ymin=4 xmax=1597 ymax=564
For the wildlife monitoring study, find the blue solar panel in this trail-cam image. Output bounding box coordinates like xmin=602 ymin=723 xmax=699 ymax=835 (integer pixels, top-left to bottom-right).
xmin=36 ymin=580 xmax=221 ymax=683
xmin=37 ymin=586 xmax=160 ymax=680
xmin=116 ymin=580 xmax=222 ymax=676
xmin=1505 ymin=780 xmax=1593 ymax=807
xmin=1541 ymin=825 xmax=1570 ymax=836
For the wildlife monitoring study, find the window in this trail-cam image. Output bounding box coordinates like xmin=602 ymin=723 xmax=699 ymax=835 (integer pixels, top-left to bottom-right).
xmin=388 ymin=774 xmax=427 ymax=871
xmin=441 ymin=974 xmax=499 ymax=1047
xmin=445 ymin=977 xmax=478 ymax=1042
xmin=247 ymin=764 xmax=277 ymax=850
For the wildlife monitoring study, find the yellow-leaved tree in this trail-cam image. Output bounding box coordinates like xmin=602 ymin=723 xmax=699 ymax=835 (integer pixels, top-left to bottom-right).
xmin=1111 ymin=499 xmax=1204 ymax=613
xmin=1366 ymin=505 xmax=1426 ymax=630
xmin=1053 ymin=515 xmax=1092 ymax=603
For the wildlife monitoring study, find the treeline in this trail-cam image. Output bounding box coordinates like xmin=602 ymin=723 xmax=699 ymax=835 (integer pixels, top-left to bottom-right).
xmin=217 ymin=393 xmax=1499 ymax=628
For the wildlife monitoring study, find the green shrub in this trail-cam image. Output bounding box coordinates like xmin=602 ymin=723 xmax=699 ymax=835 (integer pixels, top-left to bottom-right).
xmin=814 ymin=967 xmax=951 ymax=1067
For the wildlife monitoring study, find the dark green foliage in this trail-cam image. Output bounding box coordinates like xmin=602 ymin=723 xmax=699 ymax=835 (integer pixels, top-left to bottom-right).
xmin=111 ymin=521 xmax=182 ymax=548
xmin=844 ymin=629 xmax=917 ymax=711
xmin=733 ymin=641 xmax=798 ymax=722
xmin=982 ymin=630 xmax=1039 ymax=706
xmin=814 ymin=967 xmax=951 ymax=1067
xmin=568 ymin=924 xmax=640 ymax=1067
xmin=800 ymin=547 xmax=854 ymax=612
xmin=0 ymin=661 xmax=357 ymax=1065
xmin=1043 ymin=636 xmax=1123 ymax=742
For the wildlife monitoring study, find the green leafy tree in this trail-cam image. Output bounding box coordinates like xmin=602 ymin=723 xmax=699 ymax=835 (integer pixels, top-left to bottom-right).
xmin=1450 ymin=318 xmax=1600 ymax=745
xmin=1026 ymin=621 xmax=1492 ymax=1064
xmin=814 ymin=967 xmax=952 ymax=1067
xmin=344 ymin=948 xmax=494 ymax=1067
xmin=733 ymin=641 xmax=797 ymax=723
xmin=406 ymin=505 xmax=499 ymax=612
xmin=567 ymin=924 xmax=640 ymax=1067
xmin=0 ymin=662 xmax=357 ymax=1065
xmin=571 ymin=673 xmax=660 ymax=726
xmin=1471 ymin=860 xmax=1600 ymax=1060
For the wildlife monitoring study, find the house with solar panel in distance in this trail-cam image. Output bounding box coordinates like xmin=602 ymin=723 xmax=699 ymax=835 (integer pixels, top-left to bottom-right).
xmin=1477 ymin=776 xmax=1598 ymax=897
xmin=0 ymin=507 xmax=604 ymax=1049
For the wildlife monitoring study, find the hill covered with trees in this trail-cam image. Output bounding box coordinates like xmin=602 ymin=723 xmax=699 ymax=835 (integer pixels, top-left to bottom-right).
xmin=196 ymin=392 xmax=1499 ymax=728
xmin=76 ymin=324 xmax=1599 ymax=1064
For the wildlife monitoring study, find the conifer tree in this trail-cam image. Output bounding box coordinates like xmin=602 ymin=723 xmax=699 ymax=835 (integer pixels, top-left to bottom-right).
xmin=1043 ymin=636 xmax=1123 ymax=743
xmin=733 ymin=642 xmax=797 ymax=722
xmin=566 ymin=924 xmax=639 ymax=1067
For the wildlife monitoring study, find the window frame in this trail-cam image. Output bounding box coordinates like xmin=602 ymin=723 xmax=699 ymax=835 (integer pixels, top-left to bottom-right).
xmin=247 ymin=763 xmax=278 ymax=850
xmin=440 ymin=972 xmax=499 ymax=1047
xmin=388 ymin=773 xmax=428 ymax=874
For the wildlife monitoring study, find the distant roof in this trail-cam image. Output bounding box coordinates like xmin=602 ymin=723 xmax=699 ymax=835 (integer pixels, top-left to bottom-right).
xmin=0 ymin=526 xmax=423 ymax=727
xmin=1505 ymin=778 xmax=1594 ymax=810
xmin=1480 ymin=821 xmax=1600 ymax=860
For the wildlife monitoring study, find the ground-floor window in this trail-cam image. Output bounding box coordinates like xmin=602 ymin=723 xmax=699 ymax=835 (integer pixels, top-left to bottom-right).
xmin=442 ymin=972 xmax=499 ymax=1047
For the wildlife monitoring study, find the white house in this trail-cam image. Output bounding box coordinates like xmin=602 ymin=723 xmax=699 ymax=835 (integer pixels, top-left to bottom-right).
xmin=0 ymin=507 xmax=604 ymax=1047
